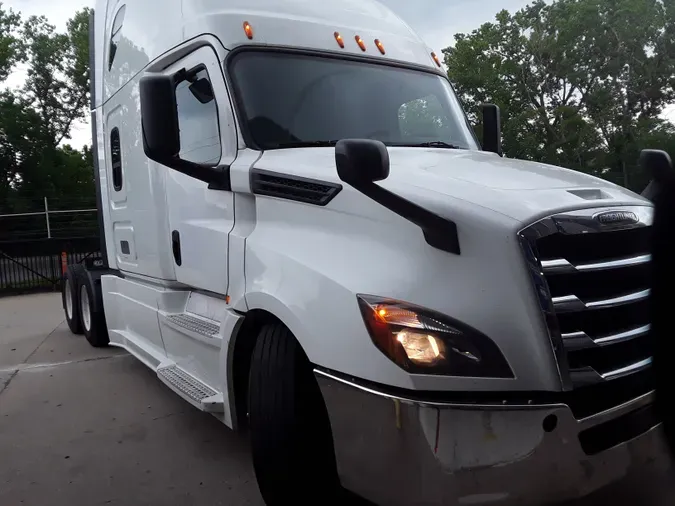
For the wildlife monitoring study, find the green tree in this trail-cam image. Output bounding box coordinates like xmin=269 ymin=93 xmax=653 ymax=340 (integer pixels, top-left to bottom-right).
xmin=0 ymin=2 xmax=22 ymax=81
xmin=443 ymin=0 xmax=675 ymax=191
xmin=0 ymin=92 xmax=49 ymax=210
xmin=22 ymin=9 xmax=90 ymax=148
xmin=0 ymin=6 xmax=93 ymax=212
xmin=0 ymin=3 xmax=23 ymax=206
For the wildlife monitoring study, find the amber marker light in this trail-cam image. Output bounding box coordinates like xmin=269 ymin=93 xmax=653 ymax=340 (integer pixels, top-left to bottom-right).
xmin=375 ymin=39 xmax=385 ymax=54
xmin=243 ymin=21 xmax=253 ymax=40
xmin=355 ymin=35 xmax=367 ymax=51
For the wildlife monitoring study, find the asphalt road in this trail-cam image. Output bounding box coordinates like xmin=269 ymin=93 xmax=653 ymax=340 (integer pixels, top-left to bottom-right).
xmin=1 ymin=293 xmax=674 ymax=506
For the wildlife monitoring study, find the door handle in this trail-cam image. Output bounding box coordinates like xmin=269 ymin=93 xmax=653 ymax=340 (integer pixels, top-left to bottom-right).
xmin=171 ymin=230 xmax=182 ymax=266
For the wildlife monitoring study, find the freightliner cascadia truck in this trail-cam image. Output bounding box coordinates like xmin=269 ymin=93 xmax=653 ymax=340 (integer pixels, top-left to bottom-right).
xmin=62 ymin=0 xmax=670 ymax=504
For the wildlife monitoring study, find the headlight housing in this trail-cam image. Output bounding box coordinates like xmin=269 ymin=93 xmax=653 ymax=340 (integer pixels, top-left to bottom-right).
xmin=357 ymin=295 xmax=513 ymax=378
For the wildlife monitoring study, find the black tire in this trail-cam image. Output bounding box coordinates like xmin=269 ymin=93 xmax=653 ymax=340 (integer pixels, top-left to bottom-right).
xmin=249 ymin=324 xmax=339 ymax=505
xmin=62 ymin=265 xmax=84 ymax=334
xmin=78 ymin=274 xmax=109 ymax=348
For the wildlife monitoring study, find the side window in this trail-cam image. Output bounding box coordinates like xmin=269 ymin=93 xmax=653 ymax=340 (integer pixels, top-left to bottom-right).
xmin=110 ymin=127 xmax=122 ymax=191
xmin=108 ymin=5 xmax=126 ymax=71
xmin=175 ymin=68 xmax=221 ymax=165
xmin=398 ymin=95 xmax=451 ymax=139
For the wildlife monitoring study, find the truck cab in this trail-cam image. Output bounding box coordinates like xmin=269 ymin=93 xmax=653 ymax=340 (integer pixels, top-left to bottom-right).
xmin=61 ymin=0 xmax=662 ymax=504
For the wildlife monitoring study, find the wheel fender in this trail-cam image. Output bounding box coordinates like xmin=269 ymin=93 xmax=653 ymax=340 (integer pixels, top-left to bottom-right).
xmin=243 ymin=291 xmax=312 ymax=356
xmin=223 ymin=291 xmax=313 ymax=431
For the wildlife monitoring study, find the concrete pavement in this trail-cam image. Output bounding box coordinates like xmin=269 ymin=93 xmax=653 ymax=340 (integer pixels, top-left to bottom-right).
xmin=0 ymin=293 xmax=674 ymax=506
xmin=0 ymin=293 xmax=263 ymax=506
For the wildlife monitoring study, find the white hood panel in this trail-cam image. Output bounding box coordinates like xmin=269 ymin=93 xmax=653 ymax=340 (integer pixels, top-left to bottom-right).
xmin=256 ymin=147 xmax=651 ymax=224
xmin=392 ymin=148 xmax=616 ymax=190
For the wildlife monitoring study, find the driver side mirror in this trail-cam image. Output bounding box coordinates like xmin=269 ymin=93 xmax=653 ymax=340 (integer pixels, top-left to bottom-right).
xmin=140 ymin=75 xmax=181 ymax=161
xmin=189 ymin=77 xmax=215 ymax=104
xmin=139 ymin=74 xmax=230 ymax=189
xmin=641 ymin=149 xmax=673 ymax=183
xmin=481 ymin=104 xmax=502 ymax=157
xmin=640 ymin=149 xmax=673 ymax=202
xmin=335 ymin=139 xmax=390 ymax=185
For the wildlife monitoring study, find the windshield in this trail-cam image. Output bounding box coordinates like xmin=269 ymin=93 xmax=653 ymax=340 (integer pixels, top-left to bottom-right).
xmin=227 ymin=51 xmax=479 ymax=151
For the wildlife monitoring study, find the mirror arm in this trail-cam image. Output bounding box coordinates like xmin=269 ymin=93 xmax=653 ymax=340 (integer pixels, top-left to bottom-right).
xmin=352 ymin=180 xmax=460 ymax=255
xmin=206 ymin=167 xmax=232 ymax=190
xmin=159 ymin=155 xmax=231 ymax=191
xmin=174 ymin=67 xmax=198 ymax=84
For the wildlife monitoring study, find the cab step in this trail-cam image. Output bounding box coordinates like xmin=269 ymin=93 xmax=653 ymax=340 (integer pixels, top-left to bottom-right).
xmin=157 ymin=364 xmax=224 ymax=413
xmin=165 ymin=312 xmax=220 ymax=338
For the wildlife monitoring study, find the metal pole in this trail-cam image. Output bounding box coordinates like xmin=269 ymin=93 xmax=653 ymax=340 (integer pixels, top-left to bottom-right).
xmin=44 ymin=197 xmax=51 ymax=239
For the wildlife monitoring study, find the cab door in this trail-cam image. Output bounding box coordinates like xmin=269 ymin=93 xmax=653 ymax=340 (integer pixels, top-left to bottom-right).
xmin=163 ymin=45 xmax=238 ymax=295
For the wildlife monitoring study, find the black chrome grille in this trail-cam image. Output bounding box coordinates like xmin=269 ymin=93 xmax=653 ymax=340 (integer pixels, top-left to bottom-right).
xmin=561 ymin=368 xmax=653 ymax=418
xmin=536 ymin=226 xmax=651 ymax=264
xmin=578 ymin=403 xmax=659 ymax=455
xmin=545 ymin=263 xmax=650 ymax=301
xmin=557 ymin=299 xmax=649 ymax=338
xmin=520 ymin=206 xmax=654 ymax=389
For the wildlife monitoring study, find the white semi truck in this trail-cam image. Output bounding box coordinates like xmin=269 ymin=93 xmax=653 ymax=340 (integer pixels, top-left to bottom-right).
xmin=62 ymin=0 xmax=665 ymax=504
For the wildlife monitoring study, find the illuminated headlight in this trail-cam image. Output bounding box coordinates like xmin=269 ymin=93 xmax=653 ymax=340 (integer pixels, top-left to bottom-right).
xmin=357 ymin=295 xmax=513 ymax=377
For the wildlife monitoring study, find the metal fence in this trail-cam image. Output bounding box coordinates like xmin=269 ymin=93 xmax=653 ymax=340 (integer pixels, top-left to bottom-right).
xmin=0 ymin=198 xmax=100 ymax=296
xmin=0 ymin=237 xmax=101 ymax=296
xmin=0 ymin=197 xmax=99 ymax=241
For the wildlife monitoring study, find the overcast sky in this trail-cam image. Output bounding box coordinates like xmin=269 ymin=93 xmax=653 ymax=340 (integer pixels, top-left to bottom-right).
xmin=4 ymin=0 xmax=674 ymax=147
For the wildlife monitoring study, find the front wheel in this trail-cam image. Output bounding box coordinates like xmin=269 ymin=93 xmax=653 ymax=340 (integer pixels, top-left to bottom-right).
xmin=248 ymin=323 xmax=340 ymax=505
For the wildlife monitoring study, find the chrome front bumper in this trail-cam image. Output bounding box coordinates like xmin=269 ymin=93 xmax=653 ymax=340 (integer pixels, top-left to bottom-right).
xmin=316 ymin=369 xmax=665 ymax=506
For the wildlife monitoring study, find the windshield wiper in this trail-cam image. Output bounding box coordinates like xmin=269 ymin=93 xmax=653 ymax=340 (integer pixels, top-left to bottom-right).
xmin=265 ymin=140 xmax=340 ymax=149
xmin=401 ymin=141 xmax=463 ymax=149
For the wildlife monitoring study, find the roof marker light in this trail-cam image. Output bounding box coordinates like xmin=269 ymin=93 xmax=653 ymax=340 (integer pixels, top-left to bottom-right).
xmin=243 ymin=21 xmax=253 ymax=40
xmin=334 ymin=32 xmax=345 ymax=48
xmin=375 ymin=39 xmax=385 ymax=55
xmin=355 ymin=35 xmax=367 ymax=51
xmin=431 ymin=51 xmax=441 ymax=67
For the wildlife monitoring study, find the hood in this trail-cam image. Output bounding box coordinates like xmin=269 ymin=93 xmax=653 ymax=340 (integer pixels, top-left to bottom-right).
xmin=255 ymin=147 xmax=651 ymax=224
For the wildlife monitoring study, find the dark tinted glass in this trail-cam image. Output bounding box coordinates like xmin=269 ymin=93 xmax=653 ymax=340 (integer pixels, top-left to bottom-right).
xmin=228 ymin=52 xmax=477 ymax=150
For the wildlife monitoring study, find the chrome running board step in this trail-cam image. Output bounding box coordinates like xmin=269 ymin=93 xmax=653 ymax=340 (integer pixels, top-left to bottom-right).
xmin=157 ymin=364 xmax=224 ymax=413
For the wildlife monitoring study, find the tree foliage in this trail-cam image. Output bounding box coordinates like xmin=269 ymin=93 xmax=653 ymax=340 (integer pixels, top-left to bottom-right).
xmin=444 ymin=0 xmax=675 ymax=191
xmin=0 ymin=3 xmax=22 ymax=81
xmin=0 ymin=4 xmax=93 ymax=213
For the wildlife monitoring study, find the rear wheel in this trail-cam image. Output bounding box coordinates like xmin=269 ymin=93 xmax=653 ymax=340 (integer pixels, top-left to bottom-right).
xmin=248 ymin=323 xmax=339 ymax=505
xmin=78 ymin=275 xmax=109 ymax=348
xmin=80 ymin=284 xmax=92 ymax=334
xmin=62 ymin=265 xmax=83 ymax=334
